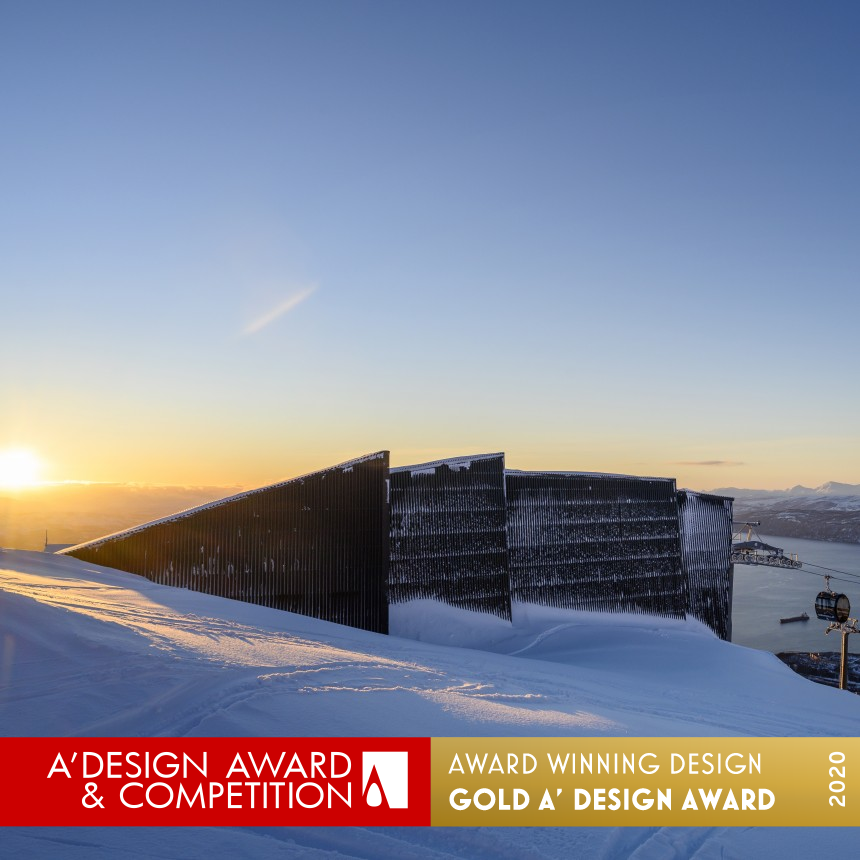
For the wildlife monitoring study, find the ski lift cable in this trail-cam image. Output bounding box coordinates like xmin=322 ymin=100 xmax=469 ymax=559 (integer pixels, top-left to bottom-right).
xmin=766 ymin=566 xmax=860 ymax=588
xmin=792 ymin=569 xmax=857 ymax=585
xmin=762 ymin=562 xmax=860 ymax=586
xmin=800 ymin=560 xmax=860 ymax=579
xmin=731 ymin=522 xmax=860 ymax=582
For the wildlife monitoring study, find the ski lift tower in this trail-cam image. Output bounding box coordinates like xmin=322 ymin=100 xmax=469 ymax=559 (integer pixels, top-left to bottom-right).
xmin=815 ymin=577 xmax=858 ymax=691
xmin=731 ymin=522 xmax=803 ymax=570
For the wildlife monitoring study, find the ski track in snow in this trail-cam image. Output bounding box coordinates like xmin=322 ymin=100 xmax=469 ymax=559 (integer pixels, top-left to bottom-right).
xmin=1 ymin=549 xmax=859 ymax=858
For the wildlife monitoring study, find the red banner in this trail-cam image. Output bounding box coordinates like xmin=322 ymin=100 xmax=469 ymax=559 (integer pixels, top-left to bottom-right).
xmin=0 ymin=738 xmax=431 ymax=826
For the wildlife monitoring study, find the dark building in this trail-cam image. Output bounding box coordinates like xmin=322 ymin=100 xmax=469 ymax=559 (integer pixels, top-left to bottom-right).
xmin=388 ymin=454 xmax=511 ymax=620
xmin=677 ymin=490 xmax=734 ymax=641
xmin=62 ymin=452 xmax=391 ymax=634
xmin=505 ymin=470 xmax=686 ymax=620
xmin=61 ymin=449 xmax=734 ymax=642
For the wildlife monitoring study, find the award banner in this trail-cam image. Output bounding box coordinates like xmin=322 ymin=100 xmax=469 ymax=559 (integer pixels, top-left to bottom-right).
xmin=0 ymin=738 xmax=432 ymax=826
xmin=0 ymin=737 xmax=856 ymax=826
xmin=433 ymin=737 xmax=858 ymax=826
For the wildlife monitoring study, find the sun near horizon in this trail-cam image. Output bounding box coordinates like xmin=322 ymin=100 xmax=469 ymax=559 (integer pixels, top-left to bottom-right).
xmin=0 ymin=448 xmax=43 ymax=490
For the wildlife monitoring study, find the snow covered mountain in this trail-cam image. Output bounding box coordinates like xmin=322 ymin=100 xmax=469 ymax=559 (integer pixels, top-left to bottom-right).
xmin=710 ymin=482 xmax=860 ymax=544
xmin=1 ymin=549 xmax=858 ymax=857
xmin=712 ymin=481 xmax=860 ymax=500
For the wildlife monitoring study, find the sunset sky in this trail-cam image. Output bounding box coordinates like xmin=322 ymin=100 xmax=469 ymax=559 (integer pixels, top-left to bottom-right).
xmin=2 ymin=1 xmax=858 ymax=493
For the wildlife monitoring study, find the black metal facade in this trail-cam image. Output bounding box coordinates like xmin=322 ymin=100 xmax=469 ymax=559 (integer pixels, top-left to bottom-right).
xmin=63 ymin=452 xmax=391 ymax=634
xmin=388 ymin=454 xmax=512 ymax=620
xmin=60 ymin=447 xmax=735 ymax=640
xmin=505 ymin=471 xmax=686 ymax=619
xmin=677 ymin=490 xmax=734 ymax=641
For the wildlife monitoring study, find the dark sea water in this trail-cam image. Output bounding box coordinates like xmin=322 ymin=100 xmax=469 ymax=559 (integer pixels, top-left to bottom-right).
xmin=731 ymin=534 xmax=860 ymax=654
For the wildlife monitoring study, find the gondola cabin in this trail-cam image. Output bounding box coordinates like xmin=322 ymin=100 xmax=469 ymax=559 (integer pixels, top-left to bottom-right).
xmin=814 ymin=591 xmax=850 ymax=623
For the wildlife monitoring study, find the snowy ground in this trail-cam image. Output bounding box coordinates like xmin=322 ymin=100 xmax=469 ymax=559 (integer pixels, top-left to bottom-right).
xmin=1 ymin=549 xmax=858 ymax=857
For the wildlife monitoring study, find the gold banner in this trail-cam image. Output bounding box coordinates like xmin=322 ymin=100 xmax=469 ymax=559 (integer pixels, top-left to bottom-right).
xmin=431 ymin=738 xmax=858 ymax=826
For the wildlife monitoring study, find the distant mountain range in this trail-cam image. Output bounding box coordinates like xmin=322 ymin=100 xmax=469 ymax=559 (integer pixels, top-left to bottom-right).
xmin=706 ymin=482 xmax=860 ymax=544
xmin=710 ymin=481 xmax=860 ymax=500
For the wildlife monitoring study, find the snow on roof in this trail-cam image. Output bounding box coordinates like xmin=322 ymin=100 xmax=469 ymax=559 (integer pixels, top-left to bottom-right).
xmin=505 ymin=468 xmax=676 ymax=483
xmin=389 ymin=452 xmax=504 ymax=476
xmin=678 ymin=488 xmax=735 ymax=502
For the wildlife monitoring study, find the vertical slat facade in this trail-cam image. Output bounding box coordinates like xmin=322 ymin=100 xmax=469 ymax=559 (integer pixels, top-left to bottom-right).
xmin=678 ymin=490 xmax=734 ymax=641
xmin=60 ymin=448 xmax=735 ymax=639
xmin=388 ymin=454 xmax=512 ymax=620
xmin=505 ymin=472 xmax=686 ymax=619
xmin=62 ymin=452 xmax=390 ymax=634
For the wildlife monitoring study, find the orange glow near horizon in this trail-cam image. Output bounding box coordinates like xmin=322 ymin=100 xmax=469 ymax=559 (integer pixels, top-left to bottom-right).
xmin=4 ymin=432 xmax=856 ymax=495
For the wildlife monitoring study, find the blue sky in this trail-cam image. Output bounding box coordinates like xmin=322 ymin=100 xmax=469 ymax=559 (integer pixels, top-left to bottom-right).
xmin=1 ymin=1 xmax=858 ymax=489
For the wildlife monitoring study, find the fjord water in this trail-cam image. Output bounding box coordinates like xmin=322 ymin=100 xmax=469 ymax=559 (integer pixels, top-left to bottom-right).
xmin=731 ymin=535 xmax=860 ymax=654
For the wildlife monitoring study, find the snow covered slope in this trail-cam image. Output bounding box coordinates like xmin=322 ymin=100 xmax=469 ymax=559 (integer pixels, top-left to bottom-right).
xmin=1 ymin=549 xmax=858 ymax=858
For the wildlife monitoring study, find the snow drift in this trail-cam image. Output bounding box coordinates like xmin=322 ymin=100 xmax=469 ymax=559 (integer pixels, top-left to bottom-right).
xmin=1 ymin=549 xmax=858 ymax=857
